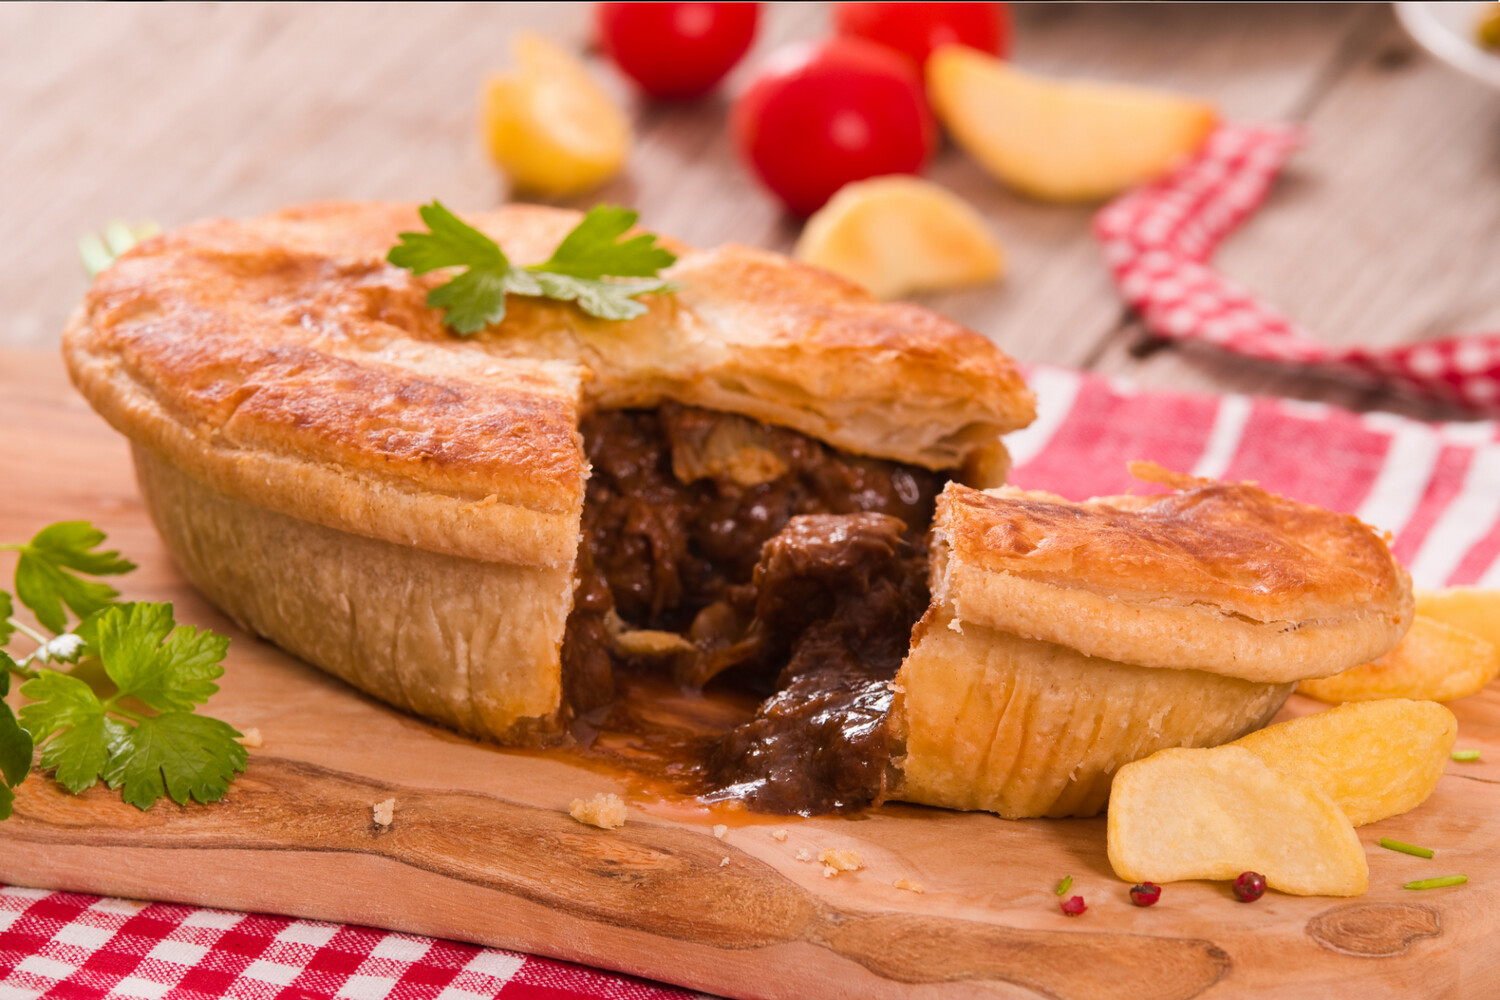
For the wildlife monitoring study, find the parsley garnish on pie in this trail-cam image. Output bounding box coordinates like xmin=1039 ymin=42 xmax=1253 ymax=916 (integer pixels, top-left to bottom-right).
xmin=388 ymin=201 xmax=677 ymax=333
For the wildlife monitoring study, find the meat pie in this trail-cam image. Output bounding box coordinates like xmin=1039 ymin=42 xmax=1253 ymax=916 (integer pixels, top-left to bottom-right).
xmin=62 ymin=202 xmax=1411 ymax=819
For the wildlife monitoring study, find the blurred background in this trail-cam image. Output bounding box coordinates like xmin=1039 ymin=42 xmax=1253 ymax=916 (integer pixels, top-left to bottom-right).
xmin=3 ymin=2 xmax=1498 ymax=420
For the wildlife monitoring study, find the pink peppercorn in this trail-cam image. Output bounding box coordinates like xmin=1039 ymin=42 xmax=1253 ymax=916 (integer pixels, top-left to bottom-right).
xmin=1129 ymin=882 xmax=1161 ymax=907
xmin=1060 ymin=895 xmax=1087 ymax=916
xmin=1232 ymin=871 xmax=1267 ymax=902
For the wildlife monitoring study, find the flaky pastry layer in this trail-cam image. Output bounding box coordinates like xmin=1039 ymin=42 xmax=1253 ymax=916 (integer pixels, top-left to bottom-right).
xmin=932 ymin=465 xmax=1413 ymax=681
xmin=889 ymin=611 xmax=1292 ymax=819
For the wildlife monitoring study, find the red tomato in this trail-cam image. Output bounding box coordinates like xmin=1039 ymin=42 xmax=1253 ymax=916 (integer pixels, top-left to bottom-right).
xmin=596 ymin=3 xmax=760 ymax=100
xmin=732 ymin=37 xmax=936 ymax=216
xmin=833 ymin=3 xmax=1011 ymax=69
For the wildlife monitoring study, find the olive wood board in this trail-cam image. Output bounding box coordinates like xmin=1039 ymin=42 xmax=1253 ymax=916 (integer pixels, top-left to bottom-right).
xmin=3 ymin=350 xmax=1499 ymax=1000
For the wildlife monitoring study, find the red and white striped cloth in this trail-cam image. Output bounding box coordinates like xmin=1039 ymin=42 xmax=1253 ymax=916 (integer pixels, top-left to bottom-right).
xmin=6 ymin=368 xmax=1500 ymax=1000
xmin=1010 ymin=365 xmax=1500 ymax=588
xmin=1095 ymin=123 xmax=1500 ymax=412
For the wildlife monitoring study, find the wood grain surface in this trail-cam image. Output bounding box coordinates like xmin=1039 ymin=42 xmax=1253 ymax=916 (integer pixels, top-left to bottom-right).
xmin=5 ymin=350 xmax=1500 ymax=1000
xmin=3 ymin=3 xmax=1499 ymax=422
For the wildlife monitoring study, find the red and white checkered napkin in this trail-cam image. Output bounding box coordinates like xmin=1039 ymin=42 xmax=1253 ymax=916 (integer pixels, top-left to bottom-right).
xmin=4 ymin=371 xmax=1500 ymax=1000
xmin=1094 ymin=123 xmax=1500 ymax=412
xmin=0 ymin=887 xmax=703 ymax=1000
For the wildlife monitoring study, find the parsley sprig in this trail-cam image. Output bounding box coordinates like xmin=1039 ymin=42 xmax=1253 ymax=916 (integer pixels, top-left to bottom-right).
xmin=387 ymin=201 xmax=676 ymax=334
xmin=0 ymin=523 xmax=245 ymax=817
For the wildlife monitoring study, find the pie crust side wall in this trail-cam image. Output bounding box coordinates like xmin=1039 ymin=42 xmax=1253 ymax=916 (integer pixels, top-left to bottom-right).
xmin=133 ymin=445 xmax=569 ymax=744
xmin=889 ymin=611 xmax=1294 ymax=819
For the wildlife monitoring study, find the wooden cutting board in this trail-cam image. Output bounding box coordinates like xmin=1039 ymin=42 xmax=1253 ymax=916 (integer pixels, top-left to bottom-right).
xmin=4 ymin=350 xmax=1499 ymax=1000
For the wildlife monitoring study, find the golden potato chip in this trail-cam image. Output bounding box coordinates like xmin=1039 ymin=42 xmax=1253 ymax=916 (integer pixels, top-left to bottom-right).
xmin=1231 ymin=699 xmax=1456 ymax=826
xmin=1298 ymin=615 xmax=1500 ymax=704
xmin=1416 ymin=587 xmax=1500 ymax=650
xmin=1107 ymin=746 xmax=1368 ymax=897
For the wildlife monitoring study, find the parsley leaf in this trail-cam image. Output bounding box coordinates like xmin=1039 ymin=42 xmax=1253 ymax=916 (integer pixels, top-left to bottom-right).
xmin=533 ymin=206 xmax=676 ymax=279
xmin=16 ymin=602 xmax=244 ymax=808
xmin=18 ymin=669 xmax=114 ymax=794
xmin=424 ymin=265 xmax=542 ymax=335
xmin=12 ymin=522 xmax=134 ymax=634
xmin=42 ymin=716 xmax=128 ymax=795
xmin=96 ymin=601 xmax=228 ymax=712
xmin=0 ymin=705 xmax=30 ymax=788
xmin=529 ymin=272 xmax=673 ymax=322
xmin=0 ymin=657 xmax=32 ymax=790
xmin=388 ymin=202 xmax=543 ymax=334
xmin=19 ymin=669 xmax=106 ymax=742
xmin=387 ymin=201 xmax=676 ymax=334
xmin=104 ymin=713 xmax=245 ymax=809
xmin=0 ymin=591 xmax=13 ymax=647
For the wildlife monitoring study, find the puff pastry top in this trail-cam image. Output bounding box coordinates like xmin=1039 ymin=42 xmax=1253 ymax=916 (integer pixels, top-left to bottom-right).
xmin=63 ymin=202 xmax=1035 ymax=569
xmin=932 ymin=463 xmax=1413 ymax=682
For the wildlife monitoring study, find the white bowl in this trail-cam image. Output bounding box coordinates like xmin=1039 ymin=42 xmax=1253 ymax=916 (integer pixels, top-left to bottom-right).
xmin=1394 ymin=2 xmax=1500 ymax=89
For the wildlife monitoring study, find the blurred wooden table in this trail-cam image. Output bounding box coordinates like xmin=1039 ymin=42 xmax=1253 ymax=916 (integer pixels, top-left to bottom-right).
xmin=3 ymin=2 xmax=1499 ymax=422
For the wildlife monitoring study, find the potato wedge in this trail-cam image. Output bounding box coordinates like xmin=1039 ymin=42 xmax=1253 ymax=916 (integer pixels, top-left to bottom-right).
xmin=1231 ymin=700 xmax=1456 ymax=826
xmin=926 ymin=45 xmax=1216 ymax=202
xmin=1298 ymin=615 xmax=1500 ymax=704
xmin=794 ymin=176 xmax=1004 ymax=300
xmin=1416 ymin=587 xmax=1500 ymax=650
xmin=1107 ymin=746 xmax=1368 ymax=897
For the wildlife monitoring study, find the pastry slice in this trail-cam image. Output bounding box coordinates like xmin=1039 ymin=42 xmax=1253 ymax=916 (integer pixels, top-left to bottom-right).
xmin=929 ymin=462 xmax=1413 ymax=682
xmin=889 ymin=469 xmax=1413 ymax=818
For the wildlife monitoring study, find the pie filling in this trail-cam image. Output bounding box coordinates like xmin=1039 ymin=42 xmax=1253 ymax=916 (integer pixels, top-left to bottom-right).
xmin=559 ymin=403 xmax=942 ymax=815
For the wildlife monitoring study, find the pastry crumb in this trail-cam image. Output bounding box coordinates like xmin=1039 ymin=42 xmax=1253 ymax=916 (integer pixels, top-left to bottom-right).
xmin=372 ymin=798 xmax=395 ymax=828
xmin=772 ymin=828 xmax=788 ymax=842
xmin=238 ymin=727 xmax=264 ymax=749
xmin=719 ymin=857 xmax=730 ymax=867
xmin=569 ymin=792 xmax=627 ymax=830
xmin=795 ymin=848 xmax=814 ymax=862
xmin=713 ymin=824 xmax=728 ymax=839
xmin=818 ymin=848 xmax=863 ymax=875
xmin=894 ymin=878 xmax=925 ymax=894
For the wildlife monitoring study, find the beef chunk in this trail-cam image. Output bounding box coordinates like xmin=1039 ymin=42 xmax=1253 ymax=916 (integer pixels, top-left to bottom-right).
xmin=705 ymin=513 xmax=930 ymax=814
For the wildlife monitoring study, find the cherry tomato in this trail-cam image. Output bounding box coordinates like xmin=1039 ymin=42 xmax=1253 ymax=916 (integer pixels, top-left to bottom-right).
xmin=833 ymin=3 xmax=1011 ymax=70
xmin=596 ymin=3 xmax=760 ymax=100
xmin=732 ymin=37 xmax=936 ymax=216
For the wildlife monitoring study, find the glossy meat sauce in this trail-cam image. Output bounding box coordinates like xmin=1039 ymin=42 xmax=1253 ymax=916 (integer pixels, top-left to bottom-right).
xmin=559 ymin=404 xmax=940 ymax=814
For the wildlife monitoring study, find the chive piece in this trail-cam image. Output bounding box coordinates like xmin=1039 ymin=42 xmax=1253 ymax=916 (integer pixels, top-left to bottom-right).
xmin=1380 ymin=837 xmax=1435 ymax=859
xmin=78 ymin=233 xmax=113 ymax=278
xmin=1452 ymin=749 xmax=1482 ymax=762
xmin=103 ymin=219 xmax=140 ymax=258
xmin=1055 ymin=875 xmax=1073 ymax=895
xmin=1403 ymin=875 xmax=1467 ymax=890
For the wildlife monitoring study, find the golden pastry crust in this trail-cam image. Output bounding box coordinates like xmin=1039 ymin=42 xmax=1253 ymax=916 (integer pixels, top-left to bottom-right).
xmin=931 ymin=463 xmax=1413 ymax=682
